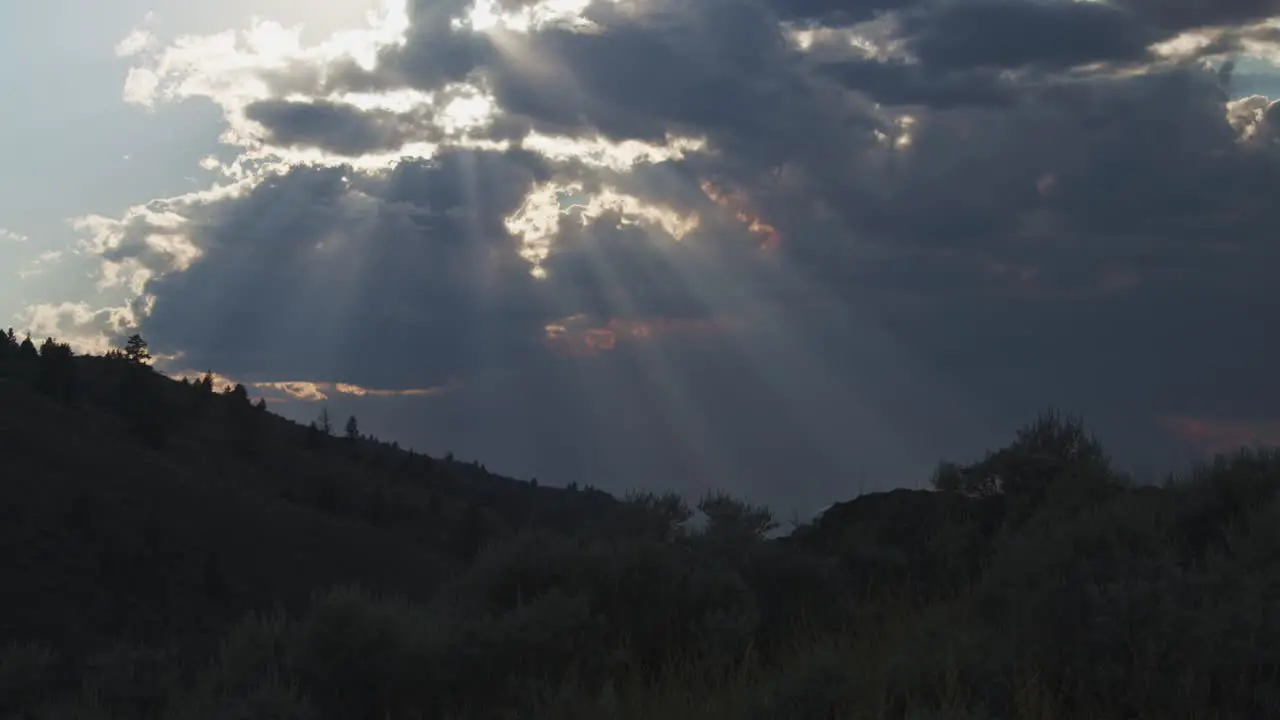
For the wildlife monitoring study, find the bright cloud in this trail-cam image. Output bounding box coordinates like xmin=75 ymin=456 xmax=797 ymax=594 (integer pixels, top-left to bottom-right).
xmin=251 ymin=380 xmax=448 ymax=402
xmin=505 ymin=182 xmax=700 ymax=277
xmin=14 ymin=301 xmax=142 ymax=354
xmin=254 ymin=381 xmax=330 ymax=402
xmin=115 ymin=29 xmax=156 ymax=58
xmin=521 ymin=132 xmax=707 ymax=171
xmin=116 ymin=1 xmax=409 ymax=127
xmin=459 ymin=0 xmax=612 ymax=34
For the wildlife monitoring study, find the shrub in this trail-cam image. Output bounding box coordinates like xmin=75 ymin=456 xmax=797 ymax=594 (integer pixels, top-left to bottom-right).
xmin=0 ymin=642 xmax=60 ymax=715
xmin=441 ymin=532 xmax=760 ymax=683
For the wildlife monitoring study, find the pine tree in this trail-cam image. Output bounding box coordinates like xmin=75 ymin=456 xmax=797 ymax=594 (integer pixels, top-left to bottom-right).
xmin=225 ymin=383 xmax=249 ymax=404
xmin=0 ymin=327 xmax=15 ymax=377
xmin=14 ymin=335 xmax=39 ymax=383
xmin=120 ymin=356 xmax=173 ymax=449
xmin=37 ymin=337 xmax=75 ymax=402
xmin=123 ymin=334 xmax=152 ymax=364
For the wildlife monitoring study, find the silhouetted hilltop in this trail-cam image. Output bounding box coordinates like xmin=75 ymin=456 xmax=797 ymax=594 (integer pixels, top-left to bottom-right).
xmin=0 ymin=333 xmax=621 ymax=651
xmin=4 ymin=331 xmax=1280 ymax=719
xmin=1 ymin=374 xmax=445 ymax=647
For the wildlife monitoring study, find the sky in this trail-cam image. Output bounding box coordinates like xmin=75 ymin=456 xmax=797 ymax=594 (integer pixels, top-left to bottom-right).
xmin=4 ymin=0 xmax=1280 ymax=517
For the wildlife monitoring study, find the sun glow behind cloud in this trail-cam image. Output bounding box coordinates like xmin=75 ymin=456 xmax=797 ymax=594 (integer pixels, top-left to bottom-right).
xmin=522 ymin=131 xmax=708 ymax=171
xmin=16 ymin=302 xmax=145 ymax=356
xmin=119 ymin=0 xmax=410 ymax=132
xmin=1150 ymin=18 xmax=1280 ymax=65
xmin=505 ymin=182 xmax=701 ymax=278
xmin=543 ymin=314 xmax=728 ymax=356
xmin=89 ymin=0 xmax=1280 ymax=320
xmin=1227 ymin=94 xmax=1280 ymax=144
xmin=699 ymin=180 xmax=781 ymax=252
xmin=782 ymin=21 xmax=903 ymax=61
xmin=457 ymin=0 xmax=614 ymax=34
xmin=436 ymin=88 xmax=498 ymax=134
xmin=105 ymin=0 xmax=716 ymax=285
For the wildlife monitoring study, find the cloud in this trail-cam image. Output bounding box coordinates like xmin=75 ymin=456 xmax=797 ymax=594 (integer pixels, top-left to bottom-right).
xmin=900 ymin=0 xmax=1159 ymax=71
xmin=254 ymin=381 xmax=330 ymax=402
xmin=543 ymin=313 xmax=730 ymax=356
xmin=242 ymin=378 xmax=451 ymax=404
xmin=120 ymin=147 xmax=747 ymax=391
xmin=61 ymin=0 xmax=1280 ymax=506
xmin=16 ymin=250 xmax=65 ymax=280
xmin=115 ymin=29 xmax=157 ymax=58
xmin=242 ymin=98 xmax=433 ymax=155
xmin=1116 ymin=0 xmax=1280 ymax=35
xmin=1159 ymin=415 xmax=1280 ymax=455
xmin=188 ymin=376 xmax=450 ymax=407
xmin=815 ymin=57 xmax=1016 ymax=108
xmin=1229 ymin=92 xmax=1280 ymax=144
xmin=763 ymin=0 xmax=919 ymax=25
xmin=333 ymin=382 xmax=447 ymax=398
xmin=14 ymin=301 xmax=142 ymax=354
xmin=0 ymin=228 xmax=28 ymax=243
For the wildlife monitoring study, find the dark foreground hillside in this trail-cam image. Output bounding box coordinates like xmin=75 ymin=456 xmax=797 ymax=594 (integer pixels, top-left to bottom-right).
xmin=3 ymin=332 xmax=1280 ymax=719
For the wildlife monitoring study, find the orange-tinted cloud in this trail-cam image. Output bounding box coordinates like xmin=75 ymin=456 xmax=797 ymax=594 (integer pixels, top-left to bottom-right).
xmin=255 ymin=380 xmax=329 ymax=402
xmin=173 ymin=369 xmax=241 ymax=393
xmin=1159 ymin=415 xmax=1280 ymax=455
xmin=251 ymin=380 xmax=449 ymax=403
xmin=333 ymin=382 xmax=446 ymax=398
xmin=544 ymin=314 xmax=728 ymax=356
xmin=699 ymin=179 xmax=781 ymax=252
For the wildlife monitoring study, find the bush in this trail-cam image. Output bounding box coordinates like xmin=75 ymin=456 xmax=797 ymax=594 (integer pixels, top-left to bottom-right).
xmin=285 ymin=587 xmax=440 ymax=719
xmin=441 ymin=532 xmax=760 ymax=682
xmin=172 ymin=611 xmax=305 ymax=718
xmin=734 ymin=543 xmax=850 ymax=656
xmin=0 ymin=642 xmax=60 ymax=715
xmin=744 ymin=641 xmax=868 ymax=720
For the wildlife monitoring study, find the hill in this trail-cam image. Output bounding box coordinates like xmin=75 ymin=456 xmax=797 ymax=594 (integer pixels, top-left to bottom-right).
xmin=0 ymin=338 xmax=627 ymax=643
xmin=4 ymin=331 xmax=1280 ymax=719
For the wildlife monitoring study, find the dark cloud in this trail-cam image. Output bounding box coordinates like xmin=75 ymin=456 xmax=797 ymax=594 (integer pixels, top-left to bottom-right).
xmin=140 ymin=150 xmax=554 ymax=389
xmin=1115 ymin=0 xmax=1280 ymax=33
xmin=243 ymin=100 xmax=434 ymax=156
xmin=484 ymin=2 xmax=807 ymax=146
xmin=816 ymin=57 xmax=1015 ymax=107
xmin=93 ymin=0 xmax=1280 ymax=508
xmin=1179 ymin=26 xmax=1280 ymax=62
xmin=807 ymin=63 xmax=1280 ymax=393
xmin=324 ymin=0 xmax=492 ymax=94
xmin=762 ymin=0 xmax=917 ymax=24
xmin=902 ymin=0 xmax=1158 ymax=71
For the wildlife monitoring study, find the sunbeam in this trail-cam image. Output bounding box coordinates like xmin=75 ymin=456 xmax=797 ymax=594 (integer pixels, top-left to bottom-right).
xmin=555 ymin=216 xmax=747 ymax=499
